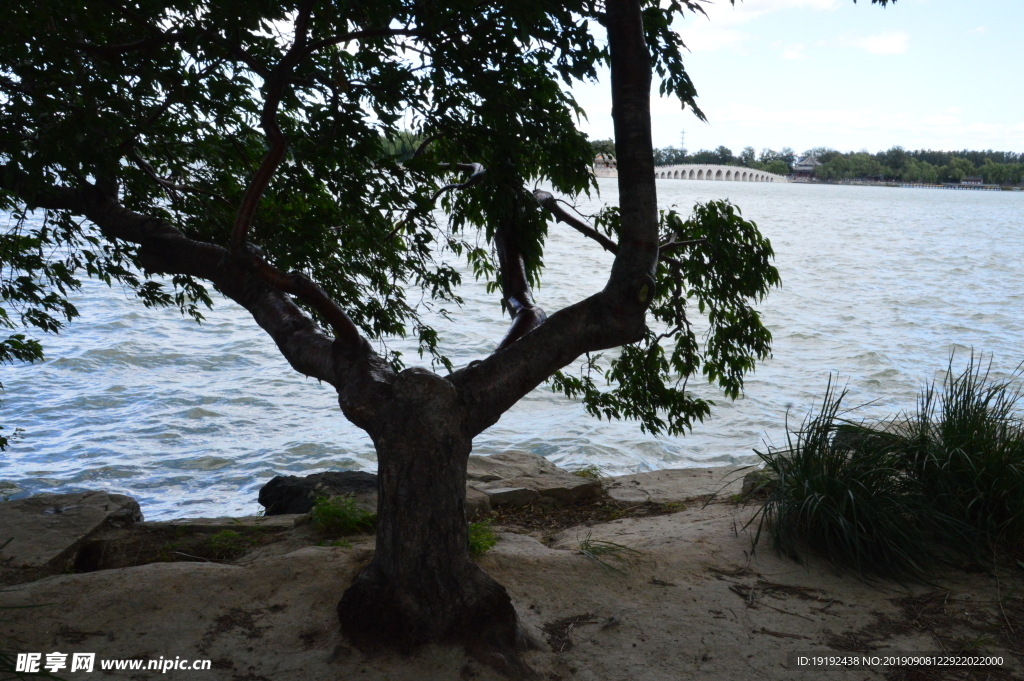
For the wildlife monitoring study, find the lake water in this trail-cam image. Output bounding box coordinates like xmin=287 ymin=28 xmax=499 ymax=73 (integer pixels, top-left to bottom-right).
xmin=3 ymin=179 xmax=1022 ymax=519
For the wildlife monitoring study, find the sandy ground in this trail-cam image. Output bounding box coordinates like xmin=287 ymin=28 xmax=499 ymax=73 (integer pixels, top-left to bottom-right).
xmin=5 ymin=495 xmax=1023 ymax=681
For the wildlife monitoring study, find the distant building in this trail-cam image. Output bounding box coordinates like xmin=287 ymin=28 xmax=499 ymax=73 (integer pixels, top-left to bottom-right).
xmin=592 ymin=153 xmax=617 ymax=178
xmin=961 ymin=176 xmax=983 ymax=185
xmin=792 ymin=155 xmax=822 ymax=180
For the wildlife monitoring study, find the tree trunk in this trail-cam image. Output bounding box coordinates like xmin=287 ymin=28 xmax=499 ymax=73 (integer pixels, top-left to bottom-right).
xmin=337 ymin=368 xmax=522 ymax=655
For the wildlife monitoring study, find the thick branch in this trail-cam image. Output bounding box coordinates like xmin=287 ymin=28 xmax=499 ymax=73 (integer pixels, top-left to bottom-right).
xmin=494 ymin=193 xmax=545 ymax=351
xmin=1 ymin=170 xmax=393 ymax=431
xmin=449 ymin=0 xmax=661 ymax=435
xmin=605 ymin=0 xmax=659 ymax=295
xmin=229 ymin=1 xmax=314 ymax=251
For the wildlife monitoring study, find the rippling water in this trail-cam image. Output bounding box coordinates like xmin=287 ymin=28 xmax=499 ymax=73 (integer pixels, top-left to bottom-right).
xmin=3 ymin=180 xmax=1022 ymax=519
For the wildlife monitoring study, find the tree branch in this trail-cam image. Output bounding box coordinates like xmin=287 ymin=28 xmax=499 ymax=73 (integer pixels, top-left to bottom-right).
xmin=450 ymin=0 xmax=660 ymax=436
xmin=0 ymin=169 xmax=393 ymax=431
xmin=127 ymin=149 xmax=234 ymax=210
xmin=657 ymin=237 xmax=706 ymax=254
xmin=533 ymin=189 xmax=618 ymax=254
xmin=229 ymin=0 xmax=314 ymax=252
xmin=534 ymin=189 xmax=701 ymax=262
xmin=494 ymin=192 xmax=546 ymax=351
xmin=430 ymin=163 xmax=485 ymax=202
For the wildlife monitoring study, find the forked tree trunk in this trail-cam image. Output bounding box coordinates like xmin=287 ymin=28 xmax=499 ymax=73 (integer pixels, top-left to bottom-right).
xmin=5 ymin=0 xmax=656 ymax=670
xmin=337 ymin=368 xmax=521 ymax=654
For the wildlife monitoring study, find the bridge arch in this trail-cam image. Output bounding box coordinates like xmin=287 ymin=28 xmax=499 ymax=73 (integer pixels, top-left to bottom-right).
xmin=688 ymin=169 xmax=695 ymax=179
xmin=715 ymin=169 xmax=723 ymax=180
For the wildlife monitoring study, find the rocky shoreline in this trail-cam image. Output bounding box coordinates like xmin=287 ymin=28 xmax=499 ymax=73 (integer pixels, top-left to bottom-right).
xmin=0 ymin=453 xmax=749 ymax=587
xmin=2 ymin=456 xmax=1021 ymax=680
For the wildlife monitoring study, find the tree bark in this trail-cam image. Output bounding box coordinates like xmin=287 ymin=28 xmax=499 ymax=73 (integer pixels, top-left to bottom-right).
xmin=336 ymin=369 xmax=523 ymax=657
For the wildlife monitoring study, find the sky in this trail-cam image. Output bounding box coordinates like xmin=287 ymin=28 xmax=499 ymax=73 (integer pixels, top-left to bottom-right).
xmin=570 ymin=0 xmax=1024 ymax=155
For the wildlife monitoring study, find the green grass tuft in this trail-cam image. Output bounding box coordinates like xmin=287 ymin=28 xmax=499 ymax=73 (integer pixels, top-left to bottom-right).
xmin=908 ymin=354 xmax=1024 ymax=553
xmin=309 ymin=495 xmax=376 ymax=536
xmin=572 ymin=465 xmax=606 ymax=480
xmin=468 ymin=520 xmax=497 ymax=558
xmin=751 ymin=378 xmax=949 ymax=581
xmin=578 ymin=532 xmax=641 ymax=574
xmin=752 ymin=353 xmax=1024 ymax=580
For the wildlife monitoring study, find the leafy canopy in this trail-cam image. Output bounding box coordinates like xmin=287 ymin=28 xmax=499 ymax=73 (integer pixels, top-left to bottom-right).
xmin=0 ymin=0 xmax=886 ymax=442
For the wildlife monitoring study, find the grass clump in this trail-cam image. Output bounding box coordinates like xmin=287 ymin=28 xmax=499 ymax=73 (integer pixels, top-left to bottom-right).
xmin=752 ymin=378 xmax=949 ymax=580
xmin=578 ymin=532 xmax=641 ymax=574
xmin=309 ymin=495 xmax=376 ymax=536
xmin=906 ymin=357 xmax=1024 ymax=556
xmin=468 ymin=520 xmax=497 ymax=558
xmin=572 ymin=464 xmax=606 ymax=480
xmin=752 ymin=353 xmax=1024 ymax=580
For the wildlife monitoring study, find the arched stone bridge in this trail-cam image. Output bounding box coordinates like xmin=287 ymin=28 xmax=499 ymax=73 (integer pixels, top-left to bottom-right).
xmin=656 ymin=164 xmax=788 ymax=183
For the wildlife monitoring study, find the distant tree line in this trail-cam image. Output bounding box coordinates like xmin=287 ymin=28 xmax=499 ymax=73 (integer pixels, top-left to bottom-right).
xmin=591 ymin=140 xmax=795 ymax=175
xmin=591 ymin=140 xmax=1023 ymax=184
xmin=808 ymin=147 xmax=1023 ymax=184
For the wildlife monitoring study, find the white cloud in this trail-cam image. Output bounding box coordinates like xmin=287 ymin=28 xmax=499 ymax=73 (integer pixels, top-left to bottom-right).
xmin=840 ymin=31 xmax=910 ymax=55
xmin=680 ymin=27 xmax=749 ymax=53
xmin=781 ymin=44 xmax=806 ymax=60
xmin=697 ymin=0 xmax=841 ymax=26
xmin=972 ymin=26 xmax=986 ymax=34
xmin=922 ymin=114 xmax=960 ymax=127
xmin=679 ymin=0 xmax=842 ymax=52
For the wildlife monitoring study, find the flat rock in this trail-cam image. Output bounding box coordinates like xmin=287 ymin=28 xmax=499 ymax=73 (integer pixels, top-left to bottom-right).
xmin=0 ymin=491 xmax=142 ymax=569
xmin=258 ymin=471 xmax=378 ymax=515
xmin=141 ymin=514 xmax=304 ymax=533
xmin=475 ymin=474 xmax=602 ymax=507
xmin=467 ymin=451 xmax=564 ymax=482
xmin=605 ymin=466 xmax=749 ymax=504
xmin=477 ymin=487 xmax=540 ymax=507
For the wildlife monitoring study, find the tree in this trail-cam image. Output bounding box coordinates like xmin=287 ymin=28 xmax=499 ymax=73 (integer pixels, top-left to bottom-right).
xmin=653 ymin=146 xmax=688 ymax=165
xmin=901 ymin=158 xmax=939 ymax=184
xmin=714 ymin=145 xmax=737 ymax=165
xmin=943 ymin=156 xmax=976 ymax=182
xmin=0 ymin=0 xmax=893 ymax=666
xmin=739 ymin=146 xmax=757 ymax=167
xmin=879 ymin=145 xmax=908 ymax=173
